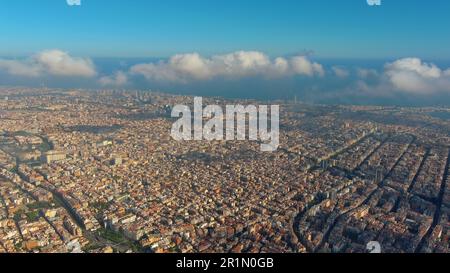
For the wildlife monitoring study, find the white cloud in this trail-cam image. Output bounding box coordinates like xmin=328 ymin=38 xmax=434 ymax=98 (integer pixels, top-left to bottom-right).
xmin=35 ymin=50 xmax=97 ymax=77
xmin=384 ymin=58 xmax=450 ymax=94
xmin=385 ymin=58 xmax=441 ymax=78
xmin=352 ymin=58 xmax=450 ymax=97
xmin=170 ymin=53 xmax=211 ymax=79
xmin=130 ymin=51 xmax=324 ymax=82
xmin=290 ymin=56 xmax=324 ymax=77
xmin=0 ymin=50 xmax=96 ymax=78
xmin=99 ymin=71 xmax=128 ymax=86
xmin=332 ymin=66 xmax=350 ymax=78
xmin=273 ymin=57 xmax=289 ymax=74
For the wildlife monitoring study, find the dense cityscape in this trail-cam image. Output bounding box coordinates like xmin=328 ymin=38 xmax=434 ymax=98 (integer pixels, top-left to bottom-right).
xmin=0 ymin=87 xmax=448 ymax=253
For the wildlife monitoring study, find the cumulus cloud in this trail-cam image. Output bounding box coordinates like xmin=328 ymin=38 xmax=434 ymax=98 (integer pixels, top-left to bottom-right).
xmin=35 ymin=50 xmax=97 ymax=77
xmin=332 ymin=66 xmax=350 ymax=78
xmin=0 ymin=50 xmax=96 ymax=78
xmin=99 ymin=71 xmax=128 ymax=86
xmin=290 ymin=56 xmax=324 ymax=77
xmin=384 ymin=58 xmax=450 ymax=94
xmin=130 ymin=51 xmax=324 ymax=82
xmin=350 ymin=58 xmax=450 ymax=98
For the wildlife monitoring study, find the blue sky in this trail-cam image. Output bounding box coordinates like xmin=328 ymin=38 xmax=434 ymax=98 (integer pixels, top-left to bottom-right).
xmin=1 ymin=0 xmax=449 ymax=59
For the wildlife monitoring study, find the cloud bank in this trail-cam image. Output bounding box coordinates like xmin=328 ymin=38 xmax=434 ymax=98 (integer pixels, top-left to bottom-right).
xmin=1 ymin=49 xmax=450 ymax=105
xmin=130 ymin=51 xmax=324 ymax=82
xmin=0 ymin=50 xmax=97 ymax=78
xmin=384 ymin=58 xmax=450 ymax=94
